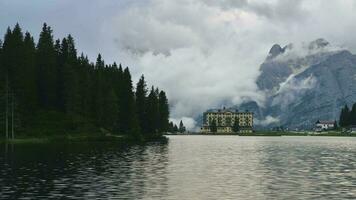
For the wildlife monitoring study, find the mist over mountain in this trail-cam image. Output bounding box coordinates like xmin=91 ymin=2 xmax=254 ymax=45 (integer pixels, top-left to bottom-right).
xmin=234 ymin=39 xmax=356 ymax=130
xmin=197 ymin=38 xmax=356 ymax=130
xmin=4 ymin=1 xmax=356 ymax=131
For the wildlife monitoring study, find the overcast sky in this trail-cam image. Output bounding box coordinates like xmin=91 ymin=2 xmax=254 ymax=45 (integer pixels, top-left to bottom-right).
xmin=1 ymin=0 xmax=356 ymax=129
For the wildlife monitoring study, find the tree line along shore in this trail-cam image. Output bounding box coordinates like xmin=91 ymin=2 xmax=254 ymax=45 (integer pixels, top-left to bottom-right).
xmin=0 ymin=23 xmax=177 ymax=143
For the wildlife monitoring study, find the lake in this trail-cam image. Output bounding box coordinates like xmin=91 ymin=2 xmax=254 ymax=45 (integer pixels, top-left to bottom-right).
xmin=1 ymin=136 xmax=355 ymax=199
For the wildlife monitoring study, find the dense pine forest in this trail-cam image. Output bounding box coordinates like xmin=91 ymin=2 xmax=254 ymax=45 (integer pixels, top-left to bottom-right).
xmin=339 ymin=103 xmax=356 ymax=127
xmin=0 ymin=23 xmax=173 ymax=139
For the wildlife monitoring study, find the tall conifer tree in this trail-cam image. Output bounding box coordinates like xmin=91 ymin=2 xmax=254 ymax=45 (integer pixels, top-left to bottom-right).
xmin=23 ymin=32 xmax=37 ymax=115
xmin=158 ymin=91 xmax=169 ymax=132
xmin=135 ymin=75 xmax=148 ymax=134
xmin=146 ymin=87 xmax=159 ymax=134
xmin=36 ymin=23 xmax=56 ymax=108
xmin=63 ymin=35 xmax=80 ymax=114
xmin=350 ymin=103 xmax=356 ymax=125
xmin=1 ymin=24 xmax=24 ymax=134
xmin=179 ymin=120 xmax=186 ymax=133
xmin=339 ymin=105 xmax=350 ymax=127
xmin=0 ymin=23 xmax=170 ymax=138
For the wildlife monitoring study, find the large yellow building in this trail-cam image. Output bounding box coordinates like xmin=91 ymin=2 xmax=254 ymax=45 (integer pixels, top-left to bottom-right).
xmin=201 ymin=108 xmax=253 ymax=133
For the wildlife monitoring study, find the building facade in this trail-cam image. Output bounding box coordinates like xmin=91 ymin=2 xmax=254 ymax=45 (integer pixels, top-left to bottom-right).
xmin=315 ymin=120 xmax=335 ymax=132
xmin=201 ymin=108 xmax=253 ymax=133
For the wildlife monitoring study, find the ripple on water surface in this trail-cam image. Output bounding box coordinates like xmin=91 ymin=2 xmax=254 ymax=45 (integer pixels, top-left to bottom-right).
xmin=0 ymin=136 xmax=355 ymax=199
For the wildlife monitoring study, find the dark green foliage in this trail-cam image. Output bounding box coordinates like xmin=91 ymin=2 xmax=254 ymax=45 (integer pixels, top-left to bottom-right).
xmin=350 ymin=103 xmax=356 ymax=126
xmin=23 ymin=32 xmax=38 ymax=114
xmin=116 ymin=67 xmax=140 ymax=135
xmin=178 ymin=120 xmax=186 ymax=133
xmin=210 ymin=119 xmax=217 ymax=133
xmin=333 ymin=120 xmax=338 ymax=129
xmin=167 ymin=121 xmax=180 ymax=133
xmin=92 ymin=54 xmax=106 ymax=126
xmin=146 ymin=87 xmax=160 ymax=134
xmin=0 ymin=39 xmax=2 ymax=82
xmin=0 ymin=23 xmax=170 ymax=138
xmin=339 ymin=105 xmax=350 ymax=127
xmin=338 ymin=103 xmax=356 ymax=127
xmin=1 ymin=24 xmax=26 ymax=137
xmin=168 ymin=122 xmax=174 ymax=132
xmin=0 ymin=39 xmax=3 ymax=76
xmin=173 ymin=124 xmax=179 ymax=132
xmin=102 ymin=89 xmax=119 ymax=131
xmin=135 ymin=75 xmax=148 ymax=133
xmin=36 ymin=23 xmax=57 ymax=108
xmin=158 ymin=91 xmax=169 ymax=132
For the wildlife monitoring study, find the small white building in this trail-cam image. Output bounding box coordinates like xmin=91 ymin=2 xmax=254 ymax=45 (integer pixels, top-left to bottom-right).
xmin=315 ymin=120 xmax=335 ymax=132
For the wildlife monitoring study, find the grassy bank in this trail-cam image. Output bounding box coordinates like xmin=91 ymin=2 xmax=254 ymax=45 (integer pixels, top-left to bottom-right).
xmin=263 ymin=131 xmax=356 ymax=137
xmin=239 ymin=132 xmax=284 ymax=136
xmin=187 ymin=132 xmax=281 ymax=136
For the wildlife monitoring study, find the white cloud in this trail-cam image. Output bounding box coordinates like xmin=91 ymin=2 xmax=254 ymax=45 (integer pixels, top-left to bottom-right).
xmin=3 ymin=0 xmax=356 ymax=130
xmin=255 ymin=115 xmax=280 ymax=126
xmin=272 ymin=74 xmax=317 ymax=109
xmin=273 ymin=39 xmax=345 ymax=63
xmin=170 ymin=117 xmax=197 ymax=132
xmin=101 ymin=0 xmax=356 ymax=130
xmin=107 ymin=0 xmax=272 ymax=131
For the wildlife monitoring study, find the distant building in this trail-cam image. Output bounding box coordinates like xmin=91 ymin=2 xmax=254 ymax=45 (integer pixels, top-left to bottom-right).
xmin=315 ymin=120 xmax=335 ymax=132
xmin=201 ymin=108 xmax=253 ymax=133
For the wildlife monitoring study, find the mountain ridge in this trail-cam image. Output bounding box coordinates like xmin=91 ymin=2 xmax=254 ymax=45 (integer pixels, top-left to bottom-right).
xmin=197 ymin=39 xmax=356 ymax=130
xmin=239 ymin=39 xmax=356 ymax=129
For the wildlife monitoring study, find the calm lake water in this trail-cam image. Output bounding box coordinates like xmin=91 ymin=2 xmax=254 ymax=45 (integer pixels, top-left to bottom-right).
xmin=1 ymin=136 xmax=356 ymax=199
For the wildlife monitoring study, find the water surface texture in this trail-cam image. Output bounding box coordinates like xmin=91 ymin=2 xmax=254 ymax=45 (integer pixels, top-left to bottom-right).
xmin=1 ymin=136 xmax=356 ymax=199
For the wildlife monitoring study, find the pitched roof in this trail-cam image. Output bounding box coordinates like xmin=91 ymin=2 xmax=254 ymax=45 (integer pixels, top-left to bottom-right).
xmin=316 ymin=120 xmax=334 ymax=124
xmin=205 ymin=108 xmax=253 ymax=114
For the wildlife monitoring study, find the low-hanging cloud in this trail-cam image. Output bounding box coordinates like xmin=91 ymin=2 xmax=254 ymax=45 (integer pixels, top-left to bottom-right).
xmin=102 ymin=0 xmax=356 ymax=129
xmin=170 ymin=117 xmax=197 ymax=132
xmin=107 ymin=0 xmax=270 ymax=125
xmin=255 ymin=115 xmax=280 ymax=126
xmin=272 ymin=74 xmax=317 ymax=109
xmin=3 ymin=0 xmax=356 ymax=130
xmin=273 ymin=39 xmax=345 ymax=64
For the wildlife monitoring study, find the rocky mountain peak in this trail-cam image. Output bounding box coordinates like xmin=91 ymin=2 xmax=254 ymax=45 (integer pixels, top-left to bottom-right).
xmin=201 ymin=39 xmax=356 ymax=130
xmin=267 ymin=44 xmax=285 ymax=59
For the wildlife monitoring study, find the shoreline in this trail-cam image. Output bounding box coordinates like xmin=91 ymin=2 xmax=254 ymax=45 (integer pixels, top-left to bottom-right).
xmin=0 ymin=133 xmax=168 ymax=145
xmin=2 ymin=131 xmax=355 ymax=144
xmin=167 ymin=131 xmax=356 ymax=137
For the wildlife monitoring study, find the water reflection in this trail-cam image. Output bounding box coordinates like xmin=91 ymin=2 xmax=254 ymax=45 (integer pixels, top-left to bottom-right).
xmin=0 ymin=141 xmax=169 ymax=199
xmin=0 ymin=136 xmax=355 ymax=199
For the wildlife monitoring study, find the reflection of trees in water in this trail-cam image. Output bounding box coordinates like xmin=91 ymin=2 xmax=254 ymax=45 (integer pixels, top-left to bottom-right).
xmin=0 ymin=141 xmax=169 ymax=199
xmin=4 ymin=137 xmax=354 ymax=199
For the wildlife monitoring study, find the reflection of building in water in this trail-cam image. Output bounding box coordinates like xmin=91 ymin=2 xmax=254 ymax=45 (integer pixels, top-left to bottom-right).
xmin=201 ymin=107 xmax=253 ymax=133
